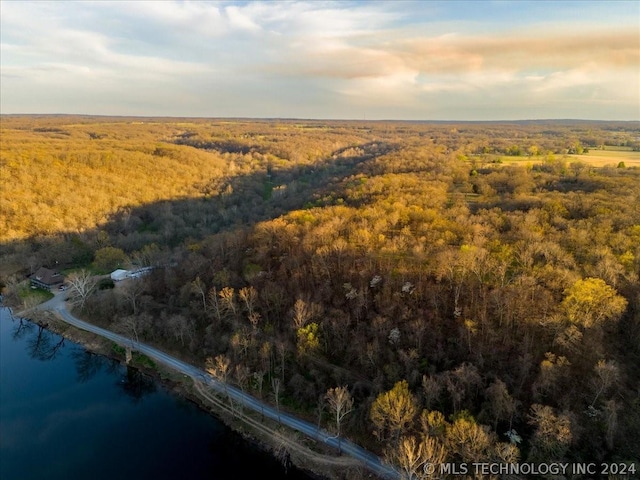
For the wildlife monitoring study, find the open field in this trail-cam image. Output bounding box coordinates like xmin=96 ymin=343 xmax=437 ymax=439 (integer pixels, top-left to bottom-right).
xmin=495 ymin=148 xmax=640 ymax=167
xmin=569 ymin=148 xmax=640 ymax=166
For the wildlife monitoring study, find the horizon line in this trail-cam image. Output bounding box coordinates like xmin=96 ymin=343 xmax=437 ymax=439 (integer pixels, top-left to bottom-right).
xmin=2 ymin=113 xmax=639 ymax=124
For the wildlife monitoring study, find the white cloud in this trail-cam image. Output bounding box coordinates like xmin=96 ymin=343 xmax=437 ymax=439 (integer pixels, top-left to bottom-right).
xmin=1 ymin=1 xmax=638 ymax=119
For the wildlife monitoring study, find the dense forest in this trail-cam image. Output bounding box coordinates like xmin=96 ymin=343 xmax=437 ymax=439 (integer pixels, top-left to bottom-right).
xmin=1 ymin=115 xmax=639 ymax=478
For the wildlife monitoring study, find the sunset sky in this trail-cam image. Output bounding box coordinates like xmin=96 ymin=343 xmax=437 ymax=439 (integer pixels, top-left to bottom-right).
xmin=1 ymin=0 xmax=638 ymax=120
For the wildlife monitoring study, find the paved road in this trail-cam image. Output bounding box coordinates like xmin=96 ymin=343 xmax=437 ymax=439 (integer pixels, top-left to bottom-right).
xmin=38 ymin=293 xmax=400 ymax=480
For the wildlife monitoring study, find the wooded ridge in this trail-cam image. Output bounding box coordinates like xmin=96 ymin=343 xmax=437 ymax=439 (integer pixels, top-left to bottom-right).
xmin=1 ymin=115 xmax=639 ymax=477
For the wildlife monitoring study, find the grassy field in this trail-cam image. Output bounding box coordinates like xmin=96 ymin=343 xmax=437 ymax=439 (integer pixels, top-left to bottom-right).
xmin=495 ymin=148 xmax=640 ymax=167
xmin=17 ymin=283 xmax=54 ymax=309
xmin=568 ymin=148 xmax=640 ymax=166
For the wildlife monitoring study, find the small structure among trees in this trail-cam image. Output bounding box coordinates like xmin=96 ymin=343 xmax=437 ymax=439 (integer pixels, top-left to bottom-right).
xmin=110 ymin=269 xmax=130 ymax=282
xmin=29 ymin=267 xmax=65 ymax=290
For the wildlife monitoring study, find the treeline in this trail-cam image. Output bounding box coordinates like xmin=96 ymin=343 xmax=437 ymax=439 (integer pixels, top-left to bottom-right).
xmin=2 ymin=116 xmax=640 ymax=477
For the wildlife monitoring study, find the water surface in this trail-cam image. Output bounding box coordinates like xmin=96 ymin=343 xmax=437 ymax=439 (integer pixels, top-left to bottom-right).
xmin=0 ymin=307 xmax=313 ymax=480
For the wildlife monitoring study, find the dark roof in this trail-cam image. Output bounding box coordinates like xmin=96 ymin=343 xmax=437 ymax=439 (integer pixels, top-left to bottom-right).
xmin=30 ymin=267 xmax=64 ymax=286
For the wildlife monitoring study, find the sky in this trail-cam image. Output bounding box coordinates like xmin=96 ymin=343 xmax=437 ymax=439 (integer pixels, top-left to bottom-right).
xmin=1 ymin=0 xmax=639 ymax=121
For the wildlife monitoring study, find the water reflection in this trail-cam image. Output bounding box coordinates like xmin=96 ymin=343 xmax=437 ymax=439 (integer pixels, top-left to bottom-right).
xmin=1 ymin=308 xmax=315 ymax=480
xmin=26 ymin=324 xmax=66 ymax=361
xmin=9 ymin=311 xmax=157 ymax=403
xmin=10 ymin=316 xmax=35 ymax=340
xmin=9 ymin=314 xmax=67 ymax=361
xmin=118 ymin=366 xmax=157 ymax=402
xmin=70 ymin=349 xmax=112 ymax=383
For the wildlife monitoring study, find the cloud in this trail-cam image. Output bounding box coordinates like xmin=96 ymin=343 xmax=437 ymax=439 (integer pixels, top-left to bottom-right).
xmin=1 ymin=1 xmax=638 ymax=119
xmin=260 ymin=22 xmax=639 ymax=117
xmin=272 ymin=27 xmax=638 ymax=79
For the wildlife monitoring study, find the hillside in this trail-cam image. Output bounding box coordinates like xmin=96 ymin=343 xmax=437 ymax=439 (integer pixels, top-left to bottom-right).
xmin=2 ymin=115 xmax=640 ymax=476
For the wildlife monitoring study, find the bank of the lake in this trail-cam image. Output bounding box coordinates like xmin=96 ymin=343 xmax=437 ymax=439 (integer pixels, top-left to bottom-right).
xmin=0 ymin=305 xmax=319 ymax=480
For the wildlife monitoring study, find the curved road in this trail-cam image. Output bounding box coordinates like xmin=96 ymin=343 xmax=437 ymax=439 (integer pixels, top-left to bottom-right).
xmin=37 ymin=293 xmax=400 ymax=480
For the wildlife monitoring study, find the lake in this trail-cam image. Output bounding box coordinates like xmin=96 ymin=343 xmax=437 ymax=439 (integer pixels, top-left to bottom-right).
xmin=0 ymin=306 xmax=315 ymax=480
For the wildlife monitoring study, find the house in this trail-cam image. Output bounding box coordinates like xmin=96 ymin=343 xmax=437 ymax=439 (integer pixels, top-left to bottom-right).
xmin=30 ymin=267 xmax=65 ymax=290
xmin=110 ymin=269 xmax=130 ymax=282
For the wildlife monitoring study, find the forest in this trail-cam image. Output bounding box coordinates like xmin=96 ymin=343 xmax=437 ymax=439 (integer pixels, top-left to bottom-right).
xmin=1 ymin=115 xmax=639 ymax=478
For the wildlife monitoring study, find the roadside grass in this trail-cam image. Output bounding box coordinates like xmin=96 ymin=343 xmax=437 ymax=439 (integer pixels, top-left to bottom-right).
xmin=110 ymin=343 xmax=157 ymax=370
xmin=112 ymin=343 xmax=126 ymax=356
xmin=133 ymin=352 xmax=157 ymax=369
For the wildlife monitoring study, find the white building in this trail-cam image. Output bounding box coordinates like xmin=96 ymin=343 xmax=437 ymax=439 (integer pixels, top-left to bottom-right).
xmin=110 ymin=269 xmax=130 ymax=282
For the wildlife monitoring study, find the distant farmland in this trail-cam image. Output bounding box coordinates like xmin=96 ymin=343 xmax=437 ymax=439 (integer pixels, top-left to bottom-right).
xmin=498 ymin=147 xmax=640 ymax=167
xmin=570 ymin=148 xmax=640 ymax=166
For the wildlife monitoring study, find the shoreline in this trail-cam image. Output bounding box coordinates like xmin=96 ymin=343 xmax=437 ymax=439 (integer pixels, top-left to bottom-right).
xmin=3 ymin=302 xmax=373 ymax=480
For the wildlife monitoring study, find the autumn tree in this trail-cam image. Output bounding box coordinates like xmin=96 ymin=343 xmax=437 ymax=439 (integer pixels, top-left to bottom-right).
xmin=370 ymin=380 xmax=419 ymax=443
xmin=206 ymin=354 xmax=232 ymax=407
xmin=93 ymin=246 xmax=128 ymax=273
xmin=561 ymin=277 xmax=627 ymax=329
xmin=296 ymin=322 xmax=320 ymax=355
xmin=384 ymin=435 xmax=446 ymax=480
xmin=527 ymin=404 xmax=573 ymax=462
xmin=446 ymin=414 xmax=492 ymax=463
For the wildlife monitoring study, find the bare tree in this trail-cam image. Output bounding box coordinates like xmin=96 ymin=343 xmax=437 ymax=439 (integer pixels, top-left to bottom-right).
xmin=276 ymin=339 xmax=287 ymax=382
xmin=253 ymin=370 xmax=265 ymax=418
xmin=590 ymin=359 xmax=619 ymax=407
xmin=208 ymin=286 xmax=221 ymax=323
xmin=272 ymin=377 xmax=282 ymax=423
xmin=248 ymin=311 xmax=261 ymax=333
xmin=66 ymin=269 xmax=97 ymax=310
xmin=167 ymin=314 xmax=194 ymax=348
xmin=234 ymin=364 xmax=250 ymax=393
xmin=315 ymin=393 xmax=326 ymax=432
xmin=603 ymin=399 xmax=620 ymax=450
xmin=326 ymin=385 xmax=354 ymax=453
xmin=421 ymin=375 xmax=442 ymax=411
xmin=119 ymin=277 xmax=146 ymax=315
xmin=218 ymin=286 xmax=237 ymax=320
xmin=191 ymin=276 xmax=207 ymax=311
xmin=290 ymin=297 xmax=322 ymax=330
xmin=116 ymin=315 xmax=142 ymax=344
xmin=484 ymin=379 xmax=517 ymax=430
xmin=238 ymin=286 xmax=258 ymax=316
